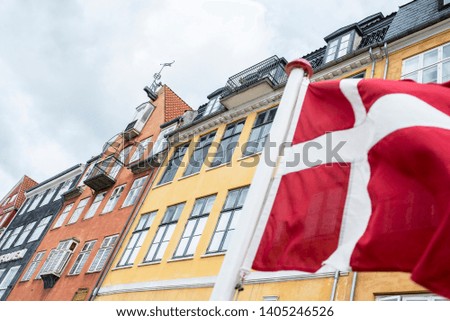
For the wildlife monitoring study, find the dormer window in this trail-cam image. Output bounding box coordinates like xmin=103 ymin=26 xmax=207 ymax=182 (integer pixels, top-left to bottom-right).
xmin=325 ymin=32 xmax=352 ymax=63
xmin=203 ymin=95 xmax=222 ymax=116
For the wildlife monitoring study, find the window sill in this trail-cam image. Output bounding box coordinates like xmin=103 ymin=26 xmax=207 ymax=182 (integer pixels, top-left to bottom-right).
xmin=111 ymin=265 xmax=134 ymax=271
xmin=85 ymin=270 xmax=101 ymax=274
xmin=137 ymin=261 xmax=161 ymax=267
xmin=206 ymin=162 xmax=231 ymax=171
xmin=167 ymin=256 xmax=194 ymax=263
xmin=201 ymin=252 xmax=226 ymax=258
xmin=237 ymin=152 xmax=261 ymax=162
xmin=153 ymin=181 xmax=172 ymax=190
xmin=178 ymin=172 xmax=200 ymax=181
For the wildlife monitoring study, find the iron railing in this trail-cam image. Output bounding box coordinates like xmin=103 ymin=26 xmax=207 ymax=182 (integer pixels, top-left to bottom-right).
xmin=221 ymin=56 xmax=288 ymax=98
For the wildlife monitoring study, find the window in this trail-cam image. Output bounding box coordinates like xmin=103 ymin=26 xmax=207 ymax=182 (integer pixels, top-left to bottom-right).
xmin=102 ymin=185 xmax=126 ymax=213
xmin=119 ymin=146 xmax=133 ymax=166
xmin=0 ymin=230 xmax=12 ymax=249
xmin=376 ymin=294 xmax=447 ymax=301
xmin=2 ymin=225 xmax=24 ymax=250
xmin=402 ymin=43 xmax=450 ymax=83
xmin=17 ymin=199 xmax=30 ymax=216
xmin=14 ymin=221 xmax=36 ymax=246
xmin=152 ymin=124 xmax=177 ymax=156
xmin=40 ymin=187 xmax=57 ymax=206
xmin=55 ymin=178 xmax=75 ymax=200
xmin=68 ymin=240 xmax=96 ymax=275
xmin=212 ymin=120 xmax=245 ymax=167
xmin=87 ymin=235 xmax=119 ymax=272
xmin=67 ymin=198 xmax=90 ymax=224
xmin=173 ymin=195 xmax=216 ymax=258
xmin=117 ymin=212 xmax=157 ymax=267
xmin=349 ymin=71 xmax=365 ymax=79
xmin=108 ymin=158 xmax=122 ymax=179
xmin=78 ymin=162 xmax=95 ymax=187
xmin=27 ymin=193 xmax=44 ymax=212
xmin=40 ymin=239 xmax=78 ymax=276
xmin=53 ymin=204 xmax=74 ymax=228
xmin=84 ymin=193 xmax=106 ymax=220
xmin=0 ymin=266 xmax=21 ymax=299
xmin=207 ymin=186 xmax=249 ymax=253
xmin=144 ymin=203 xmax=185 ymax=262
xmin=158 ymin=143 xmax=189 ymax=185
xmin=21 ymin=251 xmax=46 ymax=281
xmin=325 ymin=33 xmax=352 ymax=63
xmin=184 ymin=131 xmax=216 ymax=176
xmin=243 ymin=107 xmax=277 ymax=156
xmin=122 ymin=176 xmax=148 ymax=208
xmin=28 ymin=216 xmax=52 ymax=242
xmin=129 ymin=137 xmax=152 ymax=163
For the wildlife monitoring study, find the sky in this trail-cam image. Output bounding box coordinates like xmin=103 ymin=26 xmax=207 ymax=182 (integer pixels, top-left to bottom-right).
xmin=0 ymin=0 xmax=410 ymax=197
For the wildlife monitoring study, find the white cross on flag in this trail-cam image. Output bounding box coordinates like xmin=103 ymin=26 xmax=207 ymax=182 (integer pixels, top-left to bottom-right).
xmin=251 ymin=78 xmax=450 ymax=298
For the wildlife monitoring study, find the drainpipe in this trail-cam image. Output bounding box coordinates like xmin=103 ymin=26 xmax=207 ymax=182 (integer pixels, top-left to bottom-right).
xmin=382 ymin=42 xmax=389 ymax=80
xmin=89 ymin=143 xmax=171 ymax=301
xmin=349 ymin=272 xmax=358 ymax=301
xmin=330 ymin=271 xmax=340 ymax=301
xmin=369 ymin=47 xmax=376 ymax=79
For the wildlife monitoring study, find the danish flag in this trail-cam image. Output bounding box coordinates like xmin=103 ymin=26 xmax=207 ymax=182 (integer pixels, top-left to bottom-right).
xmin=252 ymin=78 xmax=450 ymax=298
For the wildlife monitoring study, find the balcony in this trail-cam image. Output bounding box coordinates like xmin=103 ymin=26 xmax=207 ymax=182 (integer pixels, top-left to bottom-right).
xmin=220 ymin=56 xmax=288 ymax=109
xmin=62 ymin=186 xmax=84 ymax=201
xmin=123 ymin=119 xmax=140 ymax=141
xmin=128 ymin=150 xmax=168 ymax=174
xmin=83 ymin=156 xmax=122 ymax=192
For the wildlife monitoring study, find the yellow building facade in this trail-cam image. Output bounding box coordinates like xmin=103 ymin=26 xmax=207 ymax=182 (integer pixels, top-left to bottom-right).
xmin=96 ymin=0 xmax=450 ymax=301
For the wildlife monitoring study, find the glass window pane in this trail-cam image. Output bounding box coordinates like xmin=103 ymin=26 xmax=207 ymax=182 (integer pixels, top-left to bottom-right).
xmin=443 ymin=61 xmax=450 ymax=82
xmin=175 ymin=238 xmax=189 ymax=257
xmin=184 ymin=220 xmax=196 ymax=236
xmin=155 ymin=242 xmax=168 ymax=260
xmin=403 ymin=72 xmax=418 ymax=81
xmin=222 ymin=230 xmax=234 ymax=251
xmin=216 ymin=212 xmax=231 ymax=231
xmin=203 ymin=196 xmax=216 ymax=214
xmin=187 ymin=235 xmax=201 ymax=255
xmin=403 ymin=56 xmax=419 ymax=75
xmin=229 ymin=210 xmax=241 ymax=229
xmin=444 ymin=44 xmax=450 ymax=59
xmin=423 ymin=66 xmax=438 ymax=83
xmin=145 ymin=246 xmax=157 ymax=262
xmin=208 ymin=233 xmax=224 ymax=252
xmin=191 ymin=199 xmax=204 ymax=218
xmin=224 ymin=190 xmax=239 ymax=209
xmin=423 ymin=49 xmax=438 ymax=67
xmin=237 ymin=188 xmax=249 ymax=207
xmin=163 ymin=224 xmax=176 ymax=241
xmin=153 ymin=228 xmax=164 ymax=243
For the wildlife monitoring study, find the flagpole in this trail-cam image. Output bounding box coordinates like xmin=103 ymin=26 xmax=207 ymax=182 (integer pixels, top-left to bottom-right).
xmin=210 ymin=59 xmax=313 ymax=301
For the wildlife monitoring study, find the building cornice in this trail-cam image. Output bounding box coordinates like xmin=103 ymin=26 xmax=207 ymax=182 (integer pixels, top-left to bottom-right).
xmin=170 ymin=89 xmax=284 ymax=144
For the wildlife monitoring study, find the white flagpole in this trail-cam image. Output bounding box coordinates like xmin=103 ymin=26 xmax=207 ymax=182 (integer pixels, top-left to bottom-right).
xmin=210 ymin=59 xmax=313 ymax=301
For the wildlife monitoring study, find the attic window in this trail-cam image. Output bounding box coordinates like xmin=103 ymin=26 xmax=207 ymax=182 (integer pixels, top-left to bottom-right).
xmin=203 ymin=95 xmax=222 ymax=116
xmin=325 ymin=32 xmax=352 ymax=63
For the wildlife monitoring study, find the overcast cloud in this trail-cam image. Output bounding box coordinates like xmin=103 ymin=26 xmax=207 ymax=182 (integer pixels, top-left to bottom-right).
xmin=0 ymin=0 xmax=409 ymax=197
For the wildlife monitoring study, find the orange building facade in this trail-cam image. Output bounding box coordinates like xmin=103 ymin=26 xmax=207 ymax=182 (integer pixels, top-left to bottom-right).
xmin=7 ymin=85 xmax=190 ymax=301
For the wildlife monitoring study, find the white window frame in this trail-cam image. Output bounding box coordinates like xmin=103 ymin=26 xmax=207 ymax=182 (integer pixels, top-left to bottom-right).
xmin=102 ymin=185 xmax=126 ymax=214
xmin=21 ymin=251 xmax=46 ymax=281
xmin=129 ymin=137 xmax=152 ymax=163
xmin=0 ymin=266 xmax=21 ymax=299
xmin=14 ymin=221 xmax=36 ymax=247
xmin=68 ymin=240 xmax=97 ymax=275
xmin=67 ymin=197 xmax=90 ymax=224
xmin=40 ymin=187 xmax=57 ymax=206
xmin=144 ymin=203 xmax=185 ymax=263
xmin=27 ymin=193 xmax=44 ymax=212
xmin=0 ymin=230 xmax=12 ymax=249
xmin=117 ymin=212 xmax=157 ymax=267
xmin=2 ymin=225 xmax=24 ymax=250
xmin=401 ymin=42 xmax=450 ymax=83
xmin=122 ymin=176 xmax=148 ymax=208
xmin=207 ymin=186 xmax=249 ymax=254
xmin=54 ymin=178 xmax=75 ymax=200
xmin=151 ymin=124 xmax=177 ymax=156
xmin=39 ymin=239 xmax=78 ymax=276
xmin=325 ymin=32 xmax=352 ymax=63
xmin=28 ymin=216 xmax=52 ymax=242
xmin=87 ymin=235 xmax=118 ymax=273
xmin=173 ymin=195 xmax=216 ymax=258
xmin=377 ymin=294 xmax=447 ymax=301
xmin=53 ymin=204 xmax=74 ymax=229
xmin=83 ymin=193 xmax=106 ymax=220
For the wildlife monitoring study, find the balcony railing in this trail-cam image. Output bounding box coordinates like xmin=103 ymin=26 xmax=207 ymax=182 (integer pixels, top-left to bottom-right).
xmin=221 ymin=56 xmax=288 ymax=99
xmin=83 ymin=156 xmax=122 ymax=192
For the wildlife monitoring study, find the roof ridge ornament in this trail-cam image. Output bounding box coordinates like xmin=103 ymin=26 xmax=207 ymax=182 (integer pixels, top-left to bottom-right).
xmin=144 ymin=60 xmax=175 ymax=100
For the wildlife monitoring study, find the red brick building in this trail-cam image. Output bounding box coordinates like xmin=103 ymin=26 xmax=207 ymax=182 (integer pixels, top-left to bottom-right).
xmin=8 ymin=85 xmax=190 ymax=300
xmin=0 ymin=176 xmax=38 ymax=237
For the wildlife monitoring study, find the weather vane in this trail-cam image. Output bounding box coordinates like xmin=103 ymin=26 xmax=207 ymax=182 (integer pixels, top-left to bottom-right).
xmin=144 ymin=60 xmax=175 ymax=99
